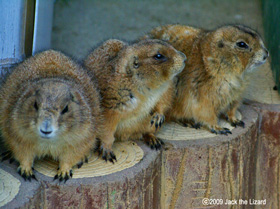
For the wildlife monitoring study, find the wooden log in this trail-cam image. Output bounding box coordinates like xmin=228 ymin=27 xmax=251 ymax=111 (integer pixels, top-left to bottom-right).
xmin=158 ymin=105 xmax=259 ymax=208
xmin=0 ymin=142 xmax=161 ymax=209
xmin=249 ymin=103 xmax=280 ymax=209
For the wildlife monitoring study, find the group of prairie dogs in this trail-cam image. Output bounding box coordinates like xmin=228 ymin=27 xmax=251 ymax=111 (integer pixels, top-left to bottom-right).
xmin=0 ymin=24 xmax=268 ymax=182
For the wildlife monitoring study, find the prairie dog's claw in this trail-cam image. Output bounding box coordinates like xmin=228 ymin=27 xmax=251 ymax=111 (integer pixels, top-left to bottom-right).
xmin=231 ymin=120 xmax=245 ymax=128
xmin=191 ymin=122 xmax=202 ymax=129
xmin=76 ymin=155 xmax=89 ymax=169
xmin=54 ymin=169 xmax=73 ymax=183
xmin=211 ymin=127 xmax=232 ymax=135
xmin=143 ymin=134 xmax=165 ymax=150
xmin=17 ymin=166 xmax=37 ymax=181
xmin=97 ymin=145 xmax=117 ymax=164
xmin=151 ymin=113 xmax=165 ymax=131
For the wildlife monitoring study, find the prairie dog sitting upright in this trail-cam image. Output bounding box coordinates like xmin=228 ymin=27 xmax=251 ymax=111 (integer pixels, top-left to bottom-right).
xmin=0 ymin=50 xmax=102 ymax=181
xmin=84 ymin=39 xmax=186 ymax=162
xmin=144 ymin=24 xmax=269 ymax=134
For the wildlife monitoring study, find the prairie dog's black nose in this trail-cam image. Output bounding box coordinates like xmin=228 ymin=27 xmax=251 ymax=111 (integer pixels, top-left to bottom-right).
xmin=39 ymin=120 xmax=54 ymax=138
xmin=263 ymin=49 xmax=269 ymax=61
xmin=179 ymin=51 xmax=187 ymax=62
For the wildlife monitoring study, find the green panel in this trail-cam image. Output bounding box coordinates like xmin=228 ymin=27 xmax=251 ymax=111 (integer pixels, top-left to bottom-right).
xmin=263 ymin=0 xmax=280 ymax=94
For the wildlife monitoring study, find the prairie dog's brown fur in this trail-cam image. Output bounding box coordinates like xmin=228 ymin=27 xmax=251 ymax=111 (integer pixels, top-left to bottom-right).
xmin=0 ymin=50 xmax=102 ymax=181
xmin=84 ymin=39 xmax=186 ymax=161
xmin=144 ymin=24 xmax=269 ymax=134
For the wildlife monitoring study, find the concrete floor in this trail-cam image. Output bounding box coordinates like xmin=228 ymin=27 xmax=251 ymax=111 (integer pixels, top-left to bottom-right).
xmin=51 ymin=0 xmax=264 ymax=60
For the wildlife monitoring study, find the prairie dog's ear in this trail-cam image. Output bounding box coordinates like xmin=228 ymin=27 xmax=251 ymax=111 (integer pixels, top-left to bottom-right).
xmin=84 ymin=39 xmax=127 ymax=71
xmin=115 ymin=48 xmax=137 ymax=74
xmin=212 ymin=29 xmax=224 ymax=40
xmin=102 ymin=39 xmax=127 ymax=61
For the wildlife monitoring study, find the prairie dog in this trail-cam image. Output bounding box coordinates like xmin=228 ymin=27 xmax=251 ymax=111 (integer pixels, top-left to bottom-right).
xmin=84 ymin=39 xmax=186 ymax=161
xmin=144 ymin=24 xmax=268 ymax=134
xmin=0 ymin=50 xmax=102 ymax=181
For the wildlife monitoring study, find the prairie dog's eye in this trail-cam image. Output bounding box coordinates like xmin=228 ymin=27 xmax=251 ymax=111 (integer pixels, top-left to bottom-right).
xmin=133 ymin=60 xmax=139 ymax=69
xmin=153 ymin=53 xmax=166 ymax=61
xmin=236 ymin=41 xmax=249 ymax=49
xmin=61 ymin=105 xmax=69 ymax=114
xmin=34 ymin=101 xmax=38 ymax=111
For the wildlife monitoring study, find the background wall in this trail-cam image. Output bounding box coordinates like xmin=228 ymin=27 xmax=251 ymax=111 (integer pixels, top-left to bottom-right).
xmin=51 ymin=0 xmax=265 ymax=60
xmin=263 ymin=0 xmax=280 ymax=93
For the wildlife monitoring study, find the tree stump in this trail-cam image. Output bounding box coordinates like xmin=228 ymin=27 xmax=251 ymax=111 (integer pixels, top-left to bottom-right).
xmin=157 ymin=106 xmax=258 ymax=208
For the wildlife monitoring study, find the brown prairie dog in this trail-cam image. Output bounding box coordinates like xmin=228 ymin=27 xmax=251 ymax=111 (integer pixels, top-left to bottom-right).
xmin=0 ymin=50 xmax=102 ymax=181
xmin=144 ymin=24 xmax=269 ymax=134
xmin=84 ymin=39 xmax=186 ymax=162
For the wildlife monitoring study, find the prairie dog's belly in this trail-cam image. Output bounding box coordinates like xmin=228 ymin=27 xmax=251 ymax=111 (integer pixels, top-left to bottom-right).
xmin=34 ymin=134 xmax=81 ymax=157
xmin=180 ymin=77 xmax=245 ymax=117
xmin=117 ymin=109 xmax=148 ymax=130
xmin=35 ymin=139 xmax=64 ymax=158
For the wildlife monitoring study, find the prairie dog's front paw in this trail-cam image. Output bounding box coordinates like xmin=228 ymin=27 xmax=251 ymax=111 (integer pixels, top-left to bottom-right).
xmin=143 ymin=133 xmax=165 ymax=150
xmin=229 ymin=118 xmax=245 ymax=128
xmin=54 ymin=168 xmax=73 ymax=183
xmin=151 ymin=113 xmax=165 ymax=130
xmin=96 ymin=142 xmax=117 ymax=164
xmin=185 ymin=119 xmax=202 ymax=129
xmin=17 ymin=165 xmax=37 ymax=181
xmin=210 ymin=126 xmax=232 ymax=135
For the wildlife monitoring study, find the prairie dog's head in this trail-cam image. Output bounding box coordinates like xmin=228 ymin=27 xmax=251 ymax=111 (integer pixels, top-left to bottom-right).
xmin=115 ymin=39 xmax=186 ymax=88
xmin=14 ymin=79 xmax=91 ymax=141
xmin=204 ymin=25 xmax=269 ymax=74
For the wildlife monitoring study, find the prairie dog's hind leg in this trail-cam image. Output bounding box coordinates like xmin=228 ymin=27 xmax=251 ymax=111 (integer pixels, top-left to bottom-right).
xmin=143 ymin=133 xmax=165 ymax=150
xmin=193 ymin=106 xmax=232 ymax=135
xmin=226 ymin=101 xmax=245 ymax=128
xmin=95 ymin=110 xmax=120 ymax=163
